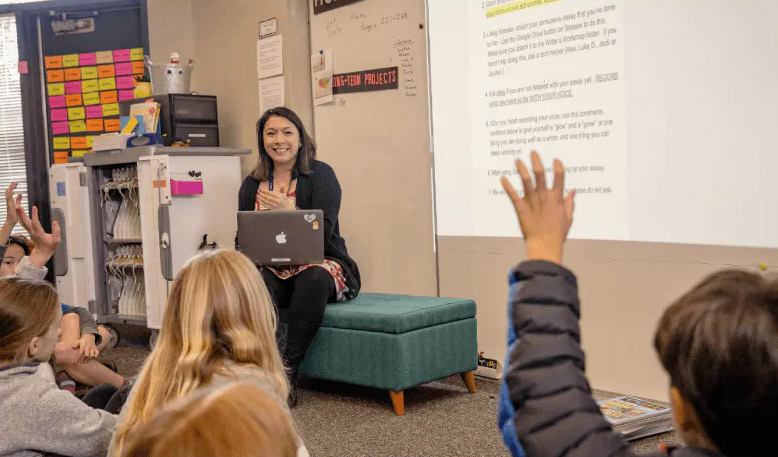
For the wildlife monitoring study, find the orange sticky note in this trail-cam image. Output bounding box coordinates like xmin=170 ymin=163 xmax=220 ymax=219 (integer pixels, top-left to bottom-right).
xmin=81 ymin=79 xmax=99 ymax=93
xmin=104 ymin=118 xmax=120 ymax=132
xmin=97 ymin=64 xmax=115 ymax=78
xmin=70 ymin=137 xmax=87 ymax=149
xmin=46 ymin=70 xmax=64 ymax=82
xmin=98 ymin=77 xmax=116 ymax=91
xmin=45 ymin=56 xmax=63 ymax=69
xmin=53 ymin=151 xmax=69 ymax=164
xmin=65 ymin=94 xmax=82 ymax=107
xmin=83 ymin=92 xmax=100 ymax=106
xmin=62 ymin=54 xmax=79 ymax=67
xmin=100 ymin=90 xmax=118 ymax=104
xmin=131 ymin=61 xmax=145 ymax=75
xmin=86 ymin=119 xmax=103 ymax=132
xmin=64 ymin=68 xmax=81 ymax=81
xmin=80 ymin=66 xmax=98 ymax=80
xmin=95 ymin=51 xmax=113 ymax=64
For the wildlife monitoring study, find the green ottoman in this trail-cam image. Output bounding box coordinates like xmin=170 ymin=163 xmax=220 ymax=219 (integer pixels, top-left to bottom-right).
xmin=297 ymin=293 xmax=478 ymax=415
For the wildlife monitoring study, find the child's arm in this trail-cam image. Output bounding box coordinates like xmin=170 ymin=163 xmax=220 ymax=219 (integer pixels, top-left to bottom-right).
xmin=62 ymin=305 xmax=102 ymax=360
xmin=501 ymin=153 xmax=632 ymax=457
xmin=0 ymin=182 xmax=22 ymax=254
xmin=16 ymin=205 xmax=60 ymax=269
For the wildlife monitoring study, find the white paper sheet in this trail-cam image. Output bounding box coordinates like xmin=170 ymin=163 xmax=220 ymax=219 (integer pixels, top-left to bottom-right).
xmin=257 ymin=34 xmax=283 ymax=79
xmin=259 ymin=75 xmax=285 ymax=115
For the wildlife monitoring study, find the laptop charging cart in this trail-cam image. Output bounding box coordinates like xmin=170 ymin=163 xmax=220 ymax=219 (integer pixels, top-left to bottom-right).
xmin=49 ymin=146 xmax=249 ymax=347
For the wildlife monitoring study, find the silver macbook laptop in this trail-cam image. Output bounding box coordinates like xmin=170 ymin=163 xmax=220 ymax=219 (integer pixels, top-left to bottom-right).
xmin=237 ymin=210 xmax=324 ymax=266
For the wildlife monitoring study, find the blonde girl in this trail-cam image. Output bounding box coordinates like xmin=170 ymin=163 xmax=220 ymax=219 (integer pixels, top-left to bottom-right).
xmin=110 ymin=249 xmax=303 ymax=456
xmin=121 ymin=381 xmax=299 ymax=457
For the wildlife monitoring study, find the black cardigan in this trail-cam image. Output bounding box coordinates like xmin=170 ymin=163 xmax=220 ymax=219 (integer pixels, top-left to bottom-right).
xmin=238 ymin=160 xmax=361 ymax=300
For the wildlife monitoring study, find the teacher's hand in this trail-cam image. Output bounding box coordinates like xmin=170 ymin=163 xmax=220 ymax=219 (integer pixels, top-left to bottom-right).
xmin=258 ymin=184 xmax=295 ymax=210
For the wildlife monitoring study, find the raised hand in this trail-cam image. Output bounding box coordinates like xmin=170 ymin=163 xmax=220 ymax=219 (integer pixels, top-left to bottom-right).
xmin=16 ymin=206 xmax=61 ymax=268
xmin=4 ymin=182 xmax=22 ymax=227
xmin=500 ymin=151 xmax=575 ymax=264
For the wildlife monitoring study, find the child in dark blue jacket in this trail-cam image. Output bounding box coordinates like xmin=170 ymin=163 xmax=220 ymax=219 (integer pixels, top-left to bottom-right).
xmin=500 ymin=152 xmax=777 ymax=457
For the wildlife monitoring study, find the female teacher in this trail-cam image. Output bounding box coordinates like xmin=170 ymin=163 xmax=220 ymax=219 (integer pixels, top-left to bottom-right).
xmin=238 ymin=107 xmax=361 ymax=407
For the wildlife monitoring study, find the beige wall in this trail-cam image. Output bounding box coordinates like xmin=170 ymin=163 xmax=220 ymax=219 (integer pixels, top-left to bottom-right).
xmin=148 ymin=0 xmax=313 ymax=177
xmin=308 ymin=0 xmax=438 ymax=296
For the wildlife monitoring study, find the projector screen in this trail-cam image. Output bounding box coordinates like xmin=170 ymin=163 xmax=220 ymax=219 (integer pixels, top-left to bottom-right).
xmin=429 ymin=0 xmax=778 ymax=248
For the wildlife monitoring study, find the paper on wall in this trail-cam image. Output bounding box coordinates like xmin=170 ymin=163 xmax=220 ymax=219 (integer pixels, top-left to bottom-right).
xmin=259 ymin=75 xmax=285 ymax=116
xmin=257 ymin=34 xmax=283 ymax=79
xmin=311 ymin=50 xmax=333 ymax=106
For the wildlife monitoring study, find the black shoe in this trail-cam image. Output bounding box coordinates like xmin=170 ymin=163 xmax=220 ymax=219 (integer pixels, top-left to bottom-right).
xmin=288 ymin=380 xmax=298 ymax=408
xmin=287 ymin=368 xmax=298 ymax=408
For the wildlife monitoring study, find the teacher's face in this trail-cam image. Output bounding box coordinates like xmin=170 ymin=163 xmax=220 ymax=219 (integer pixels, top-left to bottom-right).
xmin=263 ymin=115 xmax=300 ymax=169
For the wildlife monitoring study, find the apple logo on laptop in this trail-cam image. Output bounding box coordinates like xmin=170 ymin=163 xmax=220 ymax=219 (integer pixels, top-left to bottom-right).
xmin=276 ymin=232 xmax=287 ymax=244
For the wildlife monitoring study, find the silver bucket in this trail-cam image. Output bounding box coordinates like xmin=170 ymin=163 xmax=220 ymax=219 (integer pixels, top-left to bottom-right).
xmin=145 ymin=56 xmax=195 ymax=95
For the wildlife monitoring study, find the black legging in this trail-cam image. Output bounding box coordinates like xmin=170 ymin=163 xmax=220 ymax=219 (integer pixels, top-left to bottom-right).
xmin=261 ymin=266 xmax=335 ymax=373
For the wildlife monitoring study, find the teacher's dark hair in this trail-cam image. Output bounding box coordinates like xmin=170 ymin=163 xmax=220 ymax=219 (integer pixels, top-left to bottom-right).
xmin=252 ymin=107 xmax=317 ymax=181
xmin=654 ymin=269 xmax=778 ymax=457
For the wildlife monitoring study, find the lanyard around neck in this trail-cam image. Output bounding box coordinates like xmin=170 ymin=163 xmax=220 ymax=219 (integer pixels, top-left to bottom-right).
xmin=269 ymin=170 xmax=296 ymax=192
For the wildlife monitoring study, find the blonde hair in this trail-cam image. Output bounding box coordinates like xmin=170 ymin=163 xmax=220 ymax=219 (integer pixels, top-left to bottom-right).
xmin=121 ymin=381 xmax=299 ymax=457
xmin=0 ymin=277 xmax=59 ymax=363
xmin=113 ymin=249 xmax=287 ymax=455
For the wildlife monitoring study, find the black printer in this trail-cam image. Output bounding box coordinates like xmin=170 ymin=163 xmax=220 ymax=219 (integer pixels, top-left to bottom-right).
xmin=119 ymin=94 xmax=219 ymax=146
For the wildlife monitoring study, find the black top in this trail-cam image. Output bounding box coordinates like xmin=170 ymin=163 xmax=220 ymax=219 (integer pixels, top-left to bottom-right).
xmin=506 ymin=260 xmax=724 ymax=457
xmin=238 ymin=160 xmax=361 ymax=300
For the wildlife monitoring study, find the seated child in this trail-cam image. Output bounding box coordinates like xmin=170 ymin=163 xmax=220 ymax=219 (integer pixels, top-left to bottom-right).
xmin=109 ymin=249 xmax=308 ymax=457
xmin=2 ymin=183 xmax=124 ymax=389
xmin=120 ymin=381 xmax=300 ymax=457
xmin=500 ymin=152 xmax=777 ymax=457
xmin=0 ymin=253 xmax=116 ymax=455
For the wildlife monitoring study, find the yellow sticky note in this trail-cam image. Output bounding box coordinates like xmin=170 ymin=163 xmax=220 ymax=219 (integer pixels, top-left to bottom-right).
xmin=81 ymin=79 xmax=99 ymax=93
xmin=98 ymin=77 xmax=116 ymax=91
xmin=80 ymin=66 xmax=98 ymax=80
xmin=71 ymin=150 xmax=88 ymax=157
xmin=68 ymin=120 xmax=87 ymax=133
xmin=130 ymin=47 xmax=144 ymax=61
xmin=86 ymin=136 xmax=94 ymax=148
xmin=62 ymin=54 xmax=79 ymax=67
xmin=102 ymin=103 xmax=120 ymax=116
xmin=95 ymin=51 xmax=113 ymax=64
xmin=121 ymin=116 xmax=138 ymax=134
xmin=67 ymin=107 xmax=86 ymax=120
xmin=82 ymin=92 xmax=100 ymax=106
xmin=47 ymin=83 xmax=65 ymax=96
xmin=53 ymin=137 xmax=70 ymax=150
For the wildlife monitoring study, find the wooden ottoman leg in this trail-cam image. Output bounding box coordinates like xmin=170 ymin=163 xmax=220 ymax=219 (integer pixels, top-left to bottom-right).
xmin=389 ymin=390 xmax=405 ymax=415
xmin=461 ymin=371 xmax=477 ymax=393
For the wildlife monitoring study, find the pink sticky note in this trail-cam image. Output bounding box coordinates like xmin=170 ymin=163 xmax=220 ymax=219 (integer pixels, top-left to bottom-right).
xmin=118 ymin=90 xmax=134 ymax=101
xmin=113 ymin=49 xmax=131 ymax=62
xmin=115 ymin=62 xmax=133 ymax=76
xmin=79 ymin=53 xmax=96 ymax=66
xmin=116 ymin=76 xmax=134 ymax=89
xmin=64 ymin=81 xmax=82 ymax=94
xmin=48 ymin=95 xmax=66 ymax=108
xmin=51 ymin=121 xmax=69 ymax=135
xmin=50 ymin=108 xmax=68 ymax=122
xmin=85 ymin=105 xmax=103 ymax=118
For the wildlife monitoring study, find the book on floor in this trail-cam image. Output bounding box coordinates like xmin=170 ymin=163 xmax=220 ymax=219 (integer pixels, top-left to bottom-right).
xmin=597 ymin=395 xmax=674 ymax=441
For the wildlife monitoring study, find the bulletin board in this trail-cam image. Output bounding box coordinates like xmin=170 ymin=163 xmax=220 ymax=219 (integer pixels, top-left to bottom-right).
xmin=44 ymin=47 xmax=144 ymax=163
xmin=37 ymin=4 xmax=148 ymax=164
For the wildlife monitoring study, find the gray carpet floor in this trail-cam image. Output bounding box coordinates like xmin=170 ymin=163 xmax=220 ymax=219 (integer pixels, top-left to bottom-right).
xmin=101 ymin=325 xmax=682 ymax=456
